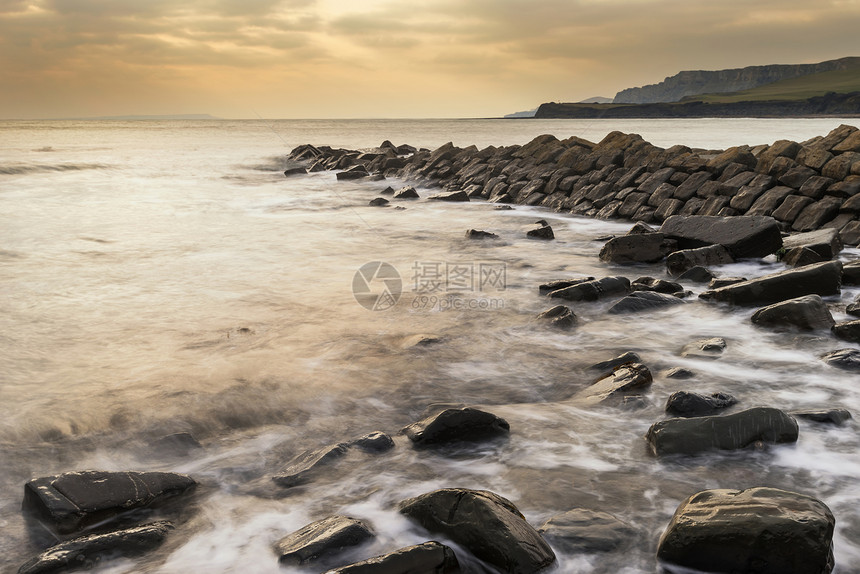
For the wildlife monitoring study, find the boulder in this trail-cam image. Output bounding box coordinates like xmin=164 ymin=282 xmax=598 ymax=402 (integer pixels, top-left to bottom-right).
xmin=607 ymin=291 xmax=685 ymax=314
xmin=18 ymin=522 xmax=173 ymax=574
xmin=708 ymin=276 xmax=746 ymax=289
xmin=428 ymin=190 xmax=469 ymax=202
xmin=792 ymin=198 xmax=842 ymax=232
xmin=548 ymin=276 xmax=630 ymax=301
xmin=782 ymin=228 xmax=843 ymax=260
xmin=538 ymin=509 xmax=636 ymax=554
xmin=751 ymin=294 xmax=835 ymax=330
xmin=665 ymin=391 xmax=737 ymax=418
xmin=664 ymin=367 xmax=695 ymax=379
xmin=284 ymin=166 xmax=308 ymax=177
xmin=573 ymin=363 xmax=653 ymax=406
xmin=631 ymin=276 xmax=683 ymax=294
xmin=536 ymin=305 xmax=577 ymax=329
xmin=660 ymin=215 xmax=782 ymax=259
xmin=677 ymin=266 xmax=714 ymax=283
xmin=325 ymin=542 xmax=460 ymax=574
xmin=402 ymin=407 xmax=510 ymax=447
xmin=699 ymin=260 xmax=843 ymax=306
xmin=527 ymin=223 xmax=554 ymax=240
xmin=349 ymin=431 xmax=395 ymax=453
xmin=791 ymin=409 xmax=852 ymax=426
xmin=820 ymin=348 xmax=860 ymax=371
xmin=393 ymin=186 xmax=419 ymax=199
xmin=465 ymin=229 xmax=499 ymax=239
xmin=657 ymin=487 xmax=835 ymax=574
xmin=645 ymin=407 xmax=798 ymax=456
xmin=272 ymin=443 xmax=349 ymax=487
xmin=598 ymin=233 xmax=677 ymax=264
xmin=275 ymin=515 xmax=374 ymax=566
xmin=832 ymin=319 xmax=860 ymax=343
xmin=398 ymin=488 xmax=556 ymax=574
xmin=589 ymin=351 xmax=641 ymax=373
xmin=681 ymin=337 xmax=726 ymax=360
xmin=538 ymin=277 xmax=595 ymax=294
xmin=23 ymin=471 xmax=196 ymax=535
xmin=783 ymin=246 xmax=825 ymax=268
xmin=666 ymin=244 xmax=734 ymax=276
xmin=369 ymin=197 xmax=389 ymax=207
xmin=337 ymin=166 xmax=369 ymax=181
xmin=843 ymin=261 xmax=860 ymax=285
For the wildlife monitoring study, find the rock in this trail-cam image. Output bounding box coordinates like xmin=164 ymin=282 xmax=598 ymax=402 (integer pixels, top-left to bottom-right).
xmin=751 ymin=294 xmax=835 ymax=330
xmin=843 ymin=261 xmax=860 ymax=285
xmin=607 ymin=291 xmax=685 ymax=314
xmin=274 ymin=515 xmax=374 ymax=566
xmin=537 ymin=305 xmax=577 ymax=329
xmin=574 ymin=363 xmax=653 ymax=406
xmin=495 ymin=205 xmax=514 ymax=210
xmin=660 ymin=215 xmax=782 ymax=258
xmin=664 ymin=367 xmax=695 ymax=379
xmin=645 ymin=407 xmax=798 ymax=456
xmin=154 ymin=432 xmax=203 ymax=457
xmin=380 ymin=186 xmax=395 ymax=195
xmin=791 ymin=409 xmax=852 ymax=426
xmin=284 ymin=166 xmax=308 ymax=177
xmin=428 ymin=190 xmax=469 ymax=202
xmin=681 ymin=337 xmax=726 ymax=359
xmin=337 ymin=166 xmax=369 ymax=180
xmin=677 ymin=266 xmax=715 ymax=283
xmin=465 ymin=229 xmax=498 ymax=239
xmin=820 ymin=348 xmax=860 ymax=371
xmin=666 ymin=244 xmax=734 ymax=276
xmin=793 ymin=198 xmax=842 ymax=232
xmin=538 ymin=277 xmax=595 ymax=294
xmin=272 ymin=443 xmax=349 ymax=487
xmin=657 ymin=487 xmax=835 ymax=574
xmin=18 ymin=522 xmax=173 ymax=574
xmin=402 ymin=407 xmax=510 ymax=447
xmin=393 ymin=186 xmax=419 ymax=199
xmin=631 ymin=277 xmax=683 ymax=294
xmin=708 ymin=277 xmax=746 ymax=289
xmin=627 ymin=221 xmax=657 ymax=234
xmin=349 ymin=431 xmax=395 ymax=453
xmin=325 ymin=541 xmax=460 ymax=574
xmin=782 ymin=228 xmax=843 ymax=260
xmin=589 ymin=351 xmax=641 ymax=373
xmin=398 ymin=489 xmax=556 ymax=574
xmin=538 ymin=509 xmax=636 ymax=554
xmin=23 ymin=471 xmax=196 ymax=535
xmin=398 ymin=334 xmax=444 ymax=349
xmin=527 ymin=223 xmax=554 ymax=240
xmin=832 ymin=319 xmax=860 ymax=343
xmin=369 ymin=197 xmax=389 ymax=207
xmin=548 ymin=276 xmax=630 ymax=301
xmin=699 ymin=261 xmax=843 ymax=306
xmin=665 ymin=391 xmax=738 ymax=417
xmin=783 ymin=246 xmax=825 ymax=267
xmin=598 ymin=233 xmax=677 ymax=264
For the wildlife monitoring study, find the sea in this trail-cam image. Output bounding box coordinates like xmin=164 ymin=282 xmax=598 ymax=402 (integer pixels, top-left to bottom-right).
xmin=2 ymin=118 xmax=860 ymax=573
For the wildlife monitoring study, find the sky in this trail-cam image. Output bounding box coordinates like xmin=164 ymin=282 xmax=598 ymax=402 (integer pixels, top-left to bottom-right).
xmin=1 ymin=0 xmax=859 ymax=119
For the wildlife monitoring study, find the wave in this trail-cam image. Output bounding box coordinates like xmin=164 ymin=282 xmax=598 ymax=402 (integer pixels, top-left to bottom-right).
xmin=0 ymin=162 xmax=109 ymax=175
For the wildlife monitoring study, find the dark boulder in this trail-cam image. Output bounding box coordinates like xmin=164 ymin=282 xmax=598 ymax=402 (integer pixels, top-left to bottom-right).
xmin=527 ymin=222 xmax=554 ymax=240
xmin=782 ymin=228 xmax=843 ymax=260
xmin=284 ymin=166 xmax=308 ymax=177
xmin=598 ymin=233 xmax=677 ymax=264
xmin=681 ymin=337 xmax=726 ymax=360
xmin=538 ymin=277 xmax=595 ymax=294
xmin=699 ymin=260 xmax=843 ymax=306
xmin=349 ymin=431 xmax=395 ymax=453
xmin=538 ymin=509 xmax=636 ymax=554
xmin=820 ymin=348 xmax=860 ymax=371
xmin=783 ymin=246 xmax=825 ymax=267
xmin=666 ymin=244 xmax=734 ymax=276
xmin=548 ymin=276 xmax=630 ymax=302
xmin=393 ymin=186 xmax=419 ymax=199
xmin=843 ymin=261 xmax=860 ymax=285
xmin=791 ymin=409 xmax=852 ymax=426
xmin=272 ymin=443 xmax=349 ymax=487
xmin=832 ymin=319 xmax=860 ymax=343
xmin=337 ymin=166 xmax=370 ymax=181
xmin=536 ymin=305 xmax=577 ymax=329
xmin=664 ymin=367 xmax=695 ymax=379
xmin=428 ymin=190 xmax=469 ymax=202
xmin=398 ymin=488 xmax=556 ymax=574
xmin=677 ymin=266 xmax=714 ymax=283
xmin=589 ymin=351 xmax=641 ymax=373
xmin=665 ymin=391 xmax=737 ymax=418
xmin=23 ymin=471 xmax=196 ymax=535
xmin=645 ymin=407 xmax=798 ymax=456
xmin=18 ymin=522 xmax=173 ymax=574
xmin=465 ymin=229 xmax=499 ymax=239
xmin=402 ymin=407 xmax=510 ymax=447
xmin=574 ymin=363 xmax=653 ymax=406
xmin=274 ymin=515 xmax=374 ymax=566
xmin=631 ymin=277 xmax=683 ymax=294
xmin=751 ymin=294 xmax=835 ymax=330
xmin=660 ymin=215 xmax=782 ymax=258
xmin=369 ymin=197 xmax=389 ymax=207
xmin=708 ymin=276 xmax=746 ymax=289
xmin=657 ymin=487 xmax=835 ymax=574
xmin=326 ymin=541 xmax=460 ymax=574
xmin=607 ymin=291 xmax=685 ymax=314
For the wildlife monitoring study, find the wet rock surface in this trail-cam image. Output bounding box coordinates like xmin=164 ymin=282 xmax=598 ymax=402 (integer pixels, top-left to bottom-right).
xmin=274 ymin=515 xmax=374 ymax=566
xmin=574 ymin=363 xmax=653 ymax=406
xmin=536 ymin=305 xmax=577 ymax=329
xmin=607 ymin=291 xmax=685 ymax=314
xmin=751 ymin=294 xmax=836 ymax=330
xmin=547 ymin=276 xmax=630 ymax=301
xmin=820 ymin=348 xmax=860 ymax=371
xmin=538 ymin=509 xmax=637 ymax=554
xmin=660 ymin=215 xmax=783 ymax=258
xmin=791 ymin=409 xmax=853 ymax=426
xmin=325 ymin=541 xmax=460 ymax=574
xmin=272 ymin=443 xmax=349 ymax=487
xmin=665 ymin=391 xmax=738 ymax=417
xmin=700 ymin=260 xmax=843 ymax=306
xmin=402 ymin=407 xmax=510 ymax=447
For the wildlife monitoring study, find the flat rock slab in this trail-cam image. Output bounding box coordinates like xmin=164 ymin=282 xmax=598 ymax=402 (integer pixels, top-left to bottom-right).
xmin=428 ymin=190 xmax=469 ymax=202
xmin=657 ymin=487 xmax=835 ymax=574
xmin=538 ymin=277 xmax=595 ymax=294
xmin=325 ymin=541 xmax=460 ymax=574
xmin=607 ymin=291 xmax=684 ymax=314
xmin=598 ymin=233 xmax=676 ymax=264
xmin=821 ymin=348 xmax=860 ymax=371
xmin=18 ymin=521 xmax=173 ymax=574
xmin=574 ymin=363 xmax=653 ymax=406
xmin=548 ymin=276 xmax=630 ymax=302
xmin=660 ymin=215 xmax=783 ymax=259
xmin=783 ymin=228 xmax=843 ymax=260
xmin=751 ymin=294 xmax=835 ymax=330
xmin=403 ymin=407 xmax=510 ymax=447
xmin=23 ymin=471 xmax=196 ymax=535
xmin=538 ymin=509 xmax=636 ymax=554
xmin=275 ymin=515 xmax=374 ymax=566
xmin=399 ymin=488 xmax=556 ymax=574
xmin=665 ymin=391 xmax=737 ymax=418
xmin=273 ymin=443 xmax=349 ymax=487
xmin=646 ymin=407 xmax=798 ymax=456
xmin=589 ymin=351 xmax=641 ymax=373
xmin=699 ymin=260 xmax=843 ymax=306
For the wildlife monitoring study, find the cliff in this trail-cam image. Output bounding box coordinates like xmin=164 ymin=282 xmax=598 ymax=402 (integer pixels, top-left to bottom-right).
xmin=614 ymin=57 xmax=860 ymax=104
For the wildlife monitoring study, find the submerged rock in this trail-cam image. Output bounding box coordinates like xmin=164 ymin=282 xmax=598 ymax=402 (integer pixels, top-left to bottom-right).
xmin=428 ymin=190 xmax=469 ymax=202
xmin=820 ymin=348 xmax=860 ymax=371
xmin=527 ymin=222 xmax=554 ymax=240
xmin=369 ymin=197 xmax=389 ymax=207
xmin=607 ymin=291 xmax=685 ymax=314
xmin=274 ymin=515 xmax=374 ymax=566
xmin=751 ymin=294 xmax=835 ymax=330
xmin=399 ymin=488 xmax=556 ymax=574
xmin=326 ymin=541 xmax=460 ymax=574
xmin=349 ymin=431 xmax=395 ymax=453
xmin=665 ymin=391 xmax=737 ymax=417
xmin=832 ymin=319 xmax=860 ymax=343
xmin=18 ymin=522 xmax=173 ymax=574
xmin=646 ymin=407 xmax=798 ymax=456
xmin=631 ymin=276 xmax=683 ymax=294
xmin=283 ymin=166 xmax=308 ymax=177
xmin=666 ymin=244 xmax=734 ymax=276
xmin=681 ymin=337 xmax=727 ymax=360
xmin=791 ymin=409 xmax=852 ymax=426
xmin=657 ymin=487 xmax=835 ymax=574
xmin=548 ymin=276 xmax=630 ymax=302
xmin=574 ymin=363 xmax=653 ymax=406
xmin=536 ymin=305 xmax=577 ymax=329
xmin=393 ymin=186 xmax=419 ymax=199
xmin=589 ymin=351 xmax=641 ymax=373
xmin=660 ymin=215 xmax=783 ymax=258
xmin=699 ymin=260 xmax=843 ymax=306
xmin=402 ymin=407 xmax=510 ymax=447
xmin=677 ymin=266 xmax=715 ymax=283
xmin=272 ymin=443 xmax=349 ymax=487
xmin=465 ymin=229 xmax=499 ymax=239
xmin=23 ymin=471 xmax=196 ymax=535
xmin=538 ymin=509 xmax=636 ymax=554
xmin=538 ymin=277 xmax=595 ymax=294
xmin=664 ymin=367 xmax=695 ymax=379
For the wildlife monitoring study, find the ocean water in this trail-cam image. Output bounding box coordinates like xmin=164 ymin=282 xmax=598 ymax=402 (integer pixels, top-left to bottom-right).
xmin=1 ymin=118 xmax=860 ymax=573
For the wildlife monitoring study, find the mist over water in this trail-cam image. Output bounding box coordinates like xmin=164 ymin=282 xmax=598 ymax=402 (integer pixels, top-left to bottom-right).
xmin=2 ymin=118 xmax=860 ymax=573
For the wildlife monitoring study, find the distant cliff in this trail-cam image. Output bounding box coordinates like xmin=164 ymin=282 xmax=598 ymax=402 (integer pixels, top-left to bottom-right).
xmin=614 ymin=57 xmax=860 ymax=104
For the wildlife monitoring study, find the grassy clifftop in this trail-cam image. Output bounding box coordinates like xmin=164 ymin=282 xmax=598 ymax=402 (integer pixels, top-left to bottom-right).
xmin=684 ymin=66 xmax=860 ymax=103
